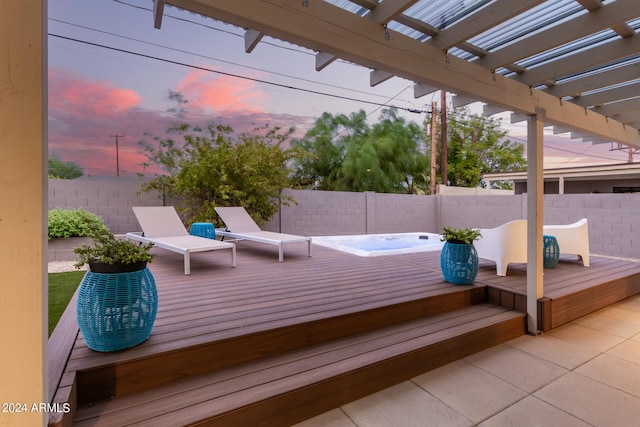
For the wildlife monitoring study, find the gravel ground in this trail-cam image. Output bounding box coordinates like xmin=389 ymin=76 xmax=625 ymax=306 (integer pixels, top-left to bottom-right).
xmin=48 ymin=261 xmax=86 ymax=273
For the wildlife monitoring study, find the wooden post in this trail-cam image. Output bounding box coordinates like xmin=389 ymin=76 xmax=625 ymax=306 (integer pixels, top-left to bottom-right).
xmin=0 ymin=1 xmax=48 ymax=425
xmin=430 ymin=101 xmax=438 ymax=195
xmin=526 ymin=108 xmax=545 ymax=334
xmin=440 ymin=90 xmax=447 ymax=186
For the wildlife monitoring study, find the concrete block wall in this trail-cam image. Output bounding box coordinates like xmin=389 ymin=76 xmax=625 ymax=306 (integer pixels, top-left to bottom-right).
xmin=266 ymin=189 xmax=368 ymax=236
xmin=373 ymin=192 xmax=436 ymax=233
xmin=48 ymin=178 xmax=640 ymax=260
xmin=436 ymin=195 xmax=525 ymax=230
xmin=49 ymin=177 xmax=164 ymax=234
xmin=264 ymin=190 xmax=437 ymax=236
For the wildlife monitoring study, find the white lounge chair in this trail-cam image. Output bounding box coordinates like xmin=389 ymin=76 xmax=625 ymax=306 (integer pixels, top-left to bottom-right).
xmin=544 ymin=218 xmax=590 ymax=267
xmin=474 ymin=220 xmax=528 ymax=276
xmin=214 ymin=206 xmax=312 ymax=262
xmin=126 ymin=206 xmax=236 ymax=275
xmin=475 ymin=218 xmax=590 ymax=276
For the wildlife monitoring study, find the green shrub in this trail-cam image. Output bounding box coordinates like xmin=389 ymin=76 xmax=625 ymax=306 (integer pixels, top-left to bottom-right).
xmin=48 ymin=208 xmax=109 ymax=240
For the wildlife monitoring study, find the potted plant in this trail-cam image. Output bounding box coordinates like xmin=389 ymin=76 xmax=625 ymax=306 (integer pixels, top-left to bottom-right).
xmin=439 ymin=226 xmax=482 ymax=285
xmin=73 ymin=225 xmax=155 ymax=272
xmin=74 ymin=225 xmax=158 ymax=352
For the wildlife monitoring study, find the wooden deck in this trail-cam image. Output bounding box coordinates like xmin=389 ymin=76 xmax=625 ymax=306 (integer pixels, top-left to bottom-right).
xmin=48 ymin=240 xmax=640 ymax=426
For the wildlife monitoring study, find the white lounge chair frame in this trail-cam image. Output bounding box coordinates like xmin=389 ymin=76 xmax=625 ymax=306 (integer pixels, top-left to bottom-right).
xmin=126 ymin=206 xmax=236 ymax=275
xmin=474 ymin=218 xmax=590 ymax=276
xmin=214 ymin=206 xmax=312 ymax=262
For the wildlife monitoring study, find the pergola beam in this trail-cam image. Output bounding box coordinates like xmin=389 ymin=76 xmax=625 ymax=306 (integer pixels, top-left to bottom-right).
xmin=370 ymin=69 xmax=394 ymax=87
xmin=413 ymin=83 xmax=438 ymax=98
xmin=315 ymin=51 xmax=336 ymax=71
xmin=159 ymin=0 xmax=640 ymax=146
xmin=575 ymin=0 xmax=603 ymax=11
xmin=611 ymin=109 xmax=640 ymax=123
xmin=244 ymin=29 xmax=263 ymax=53
xmin=452 ymin=95 xmax=475 ymax=108
xmin=482 ymin=104 xmax=507 ymax=116
xmin=153 ymin=0 xmax=165 ymax=29
xmin=570 ymin=83 xmax=640 ymax=107
xmin=544 ymin=61 xmax=640 ymax=98
xmin=368 ymin=0 xmax=418 ymax=25
xmin=313 ymin=0 xmax=418 ymax=72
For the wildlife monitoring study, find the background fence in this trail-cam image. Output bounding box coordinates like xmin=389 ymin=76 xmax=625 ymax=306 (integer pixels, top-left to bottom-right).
xmin=49 ymin=177 xmax=640 ymax=260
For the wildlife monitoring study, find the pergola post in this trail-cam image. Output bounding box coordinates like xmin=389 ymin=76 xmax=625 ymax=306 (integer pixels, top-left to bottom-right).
xmin=0 ymin=1 xmax=48 ymax=425
xmin=526 ymin=108 xmax=545 ymax=334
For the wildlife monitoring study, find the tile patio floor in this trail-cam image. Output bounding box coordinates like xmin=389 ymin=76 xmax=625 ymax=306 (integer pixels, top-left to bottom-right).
xmin=295 ymin=293 xmax=640 ymax=427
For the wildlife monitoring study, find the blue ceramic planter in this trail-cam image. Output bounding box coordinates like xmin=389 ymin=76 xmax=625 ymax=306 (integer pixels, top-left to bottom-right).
xmin=77 ymin=267 xmax=157 ymax=352
xmin=440 ymin=241 xmax=479 ymax=285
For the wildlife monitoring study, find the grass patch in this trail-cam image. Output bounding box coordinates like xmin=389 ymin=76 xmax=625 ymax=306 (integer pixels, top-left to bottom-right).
xmin=49 ymin=270 xmax=85 ymax=336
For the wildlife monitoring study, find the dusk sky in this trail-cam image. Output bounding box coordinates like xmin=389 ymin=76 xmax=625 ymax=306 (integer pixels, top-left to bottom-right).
xmin=48 ymin=0 xmax=633 ymax=177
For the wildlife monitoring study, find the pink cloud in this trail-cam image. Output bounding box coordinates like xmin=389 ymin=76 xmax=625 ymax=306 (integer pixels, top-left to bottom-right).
xmin=47 ymin=67 xmax=312 ymax=177
xmin=49 ymin=68 xmax=141 ymax=117
xmin=175 ymin=69 xmax=265 ymax=113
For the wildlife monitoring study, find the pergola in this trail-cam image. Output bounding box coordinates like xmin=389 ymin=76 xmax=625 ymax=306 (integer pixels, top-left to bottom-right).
xmin=154 ymin=0 xmax=640 ymax=144
xmin=151 ymin=0 xmax=639 ymax=334
xmin=2 ymin=1 xmax=639 ymax=423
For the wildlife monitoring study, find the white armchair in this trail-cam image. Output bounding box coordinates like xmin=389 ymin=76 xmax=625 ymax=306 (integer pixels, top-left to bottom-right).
xmin=544 ymin=218 xmax=590 ymax=267
xmin=474 ymin=220 xmax=528 ymax=276
xmin=474 ymin=218 xmax=590 ymax=276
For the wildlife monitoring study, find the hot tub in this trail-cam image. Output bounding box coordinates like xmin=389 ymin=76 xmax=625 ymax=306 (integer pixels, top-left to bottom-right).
xmin=312 ymin=232 xmax=443 ymax=257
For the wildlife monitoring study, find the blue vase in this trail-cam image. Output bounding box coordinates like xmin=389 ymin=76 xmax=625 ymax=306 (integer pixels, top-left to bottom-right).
xmin=76 ymin=267 xmax=157 ymax=352
xmin=440 ymin=241 xmax=479 ymax=285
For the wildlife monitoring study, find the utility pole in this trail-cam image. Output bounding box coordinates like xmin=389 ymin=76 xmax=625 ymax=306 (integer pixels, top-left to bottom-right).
xmin=440 ymin=90 xmax=448 ymax=187
xmin=430 ymin=101 xmax=438 ymax=195
xmin=110 ymin=134 xmax=125 ymax=176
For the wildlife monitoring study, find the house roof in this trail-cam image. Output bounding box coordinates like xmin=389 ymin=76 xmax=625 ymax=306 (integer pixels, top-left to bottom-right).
xmin=154 ymin=0 xmax=640 ymax=147
xmin=483 ymin=162 xmax=640 ymax=182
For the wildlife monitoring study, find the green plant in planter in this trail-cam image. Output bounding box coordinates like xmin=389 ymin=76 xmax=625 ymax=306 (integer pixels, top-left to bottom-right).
xmin=74 ymin=223 xmax=158 ymax=352
xmin=73 ymin=223 xmax=154 ymax=270
xmin=440 ymin=226 xmax=482 ymax=245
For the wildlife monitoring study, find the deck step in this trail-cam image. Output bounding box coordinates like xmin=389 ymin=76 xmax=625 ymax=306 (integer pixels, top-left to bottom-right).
xmin=72 ymin=284 xmax=487 ymax=404
xmin=72 ymin=303 xmax=525 ymax=426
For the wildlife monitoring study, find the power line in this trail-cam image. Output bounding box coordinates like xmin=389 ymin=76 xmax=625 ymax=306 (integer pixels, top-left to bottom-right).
xmin=48 ymin=33 xmax=429 ymax=114
xmin=112 ymin=0 xmax=308 ymax=55
xmin=48 ymin=17 xmax=409 ymax=104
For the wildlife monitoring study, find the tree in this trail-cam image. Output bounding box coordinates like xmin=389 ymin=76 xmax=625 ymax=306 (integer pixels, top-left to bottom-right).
xmin=290 ymin=111 xmax=363 ymax=190
xmin=292 ymin=108 xmax=428 ymax=193
xmin=48 ymin=154 xmax=83 ymax=179
xmin=430 ymin=108 xmax=526 ymax=189
xmin=139 ymin=122 xmax=302 ymax=226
